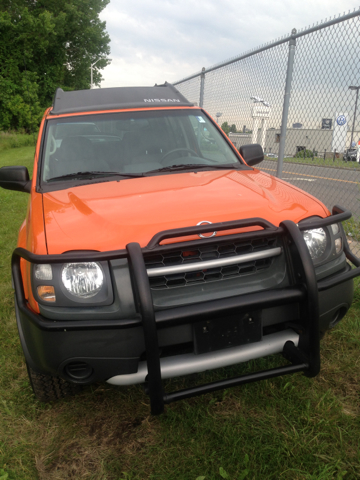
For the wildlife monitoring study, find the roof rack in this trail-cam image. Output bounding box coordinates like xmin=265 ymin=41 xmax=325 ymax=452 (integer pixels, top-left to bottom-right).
xmin=51 ymin=82 xmax=193 ymax=115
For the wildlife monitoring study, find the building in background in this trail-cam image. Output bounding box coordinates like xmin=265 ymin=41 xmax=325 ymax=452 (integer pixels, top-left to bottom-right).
xmin=229 ymin=128 xmax=360 ymax=157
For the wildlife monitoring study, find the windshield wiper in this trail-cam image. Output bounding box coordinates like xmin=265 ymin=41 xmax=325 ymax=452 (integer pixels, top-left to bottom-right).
xmin=47 ymin=171 xmax=145 ymax=182
xmin=146 ymin=164 xmax=239 ymax=174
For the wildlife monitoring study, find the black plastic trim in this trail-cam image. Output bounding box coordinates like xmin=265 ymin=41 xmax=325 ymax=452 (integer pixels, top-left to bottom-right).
xmin=0 ymin=166 xmax=31 ymax=193
xmin=239 ymin=144 xmax=264 ymax=167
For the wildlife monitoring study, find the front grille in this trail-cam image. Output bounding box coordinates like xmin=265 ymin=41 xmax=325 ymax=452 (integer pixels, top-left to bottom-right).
xmin=144 ymin=237 xmax=278 ymax=290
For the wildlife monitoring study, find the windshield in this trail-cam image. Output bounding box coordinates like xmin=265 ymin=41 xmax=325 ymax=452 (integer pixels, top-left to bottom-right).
xmin=41 ymin=109 xmax=243 ymax=183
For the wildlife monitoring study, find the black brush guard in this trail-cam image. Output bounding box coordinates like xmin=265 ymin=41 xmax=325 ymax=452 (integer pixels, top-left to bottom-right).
xmin=12 ymin=206 xmax=360 ymax=414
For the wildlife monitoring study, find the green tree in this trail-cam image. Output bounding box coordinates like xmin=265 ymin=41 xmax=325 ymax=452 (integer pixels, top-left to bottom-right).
xmin=221 ymin=121 xmax=230 ymax=135
xmin=0 ymin=0 xmax=110 ymax=132
xmin=221 ymin=122 xmax=237 ymax=136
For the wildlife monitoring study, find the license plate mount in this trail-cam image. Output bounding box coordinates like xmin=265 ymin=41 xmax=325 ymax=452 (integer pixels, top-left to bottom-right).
xmin=193 ymin=311 xmax=262 ymax=355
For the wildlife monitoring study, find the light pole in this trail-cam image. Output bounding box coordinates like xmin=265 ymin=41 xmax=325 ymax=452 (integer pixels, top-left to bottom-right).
xmin=90 ymin=58 xmax=101 ymax=89
xmin=349 ymin=86 xmax=360 ymax=148
xmin=250 ymin=96 xmax=271 ymax=147
xmin=250 ymin=96 xmax=271 ymax=108
xmin=90 ymin=58 xmax=112 ymax=89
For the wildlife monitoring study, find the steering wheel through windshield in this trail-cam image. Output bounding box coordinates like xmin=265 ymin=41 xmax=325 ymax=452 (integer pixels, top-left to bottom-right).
xmin=161 ymin=148 xmax=198 ymax=165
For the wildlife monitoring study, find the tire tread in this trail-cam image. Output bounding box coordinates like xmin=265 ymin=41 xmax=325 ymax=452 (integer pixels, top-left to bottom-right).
xmin=27 ymin=364 xmax=80 ymax=402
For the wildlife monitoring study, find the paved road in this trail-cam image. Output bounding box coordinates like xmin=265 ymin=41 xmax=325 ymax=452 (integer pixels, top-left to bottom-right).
xmin=259 ymin=161 xmax=360 ymax=220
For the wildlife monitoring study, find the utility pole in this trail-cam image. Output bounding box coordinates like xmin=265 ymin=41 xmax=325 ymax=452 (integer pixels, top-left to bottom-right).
xmin=349 ymin=86 xmax=360 ymax=148
xmin=90 ymin=58 xmax=112 ymax=88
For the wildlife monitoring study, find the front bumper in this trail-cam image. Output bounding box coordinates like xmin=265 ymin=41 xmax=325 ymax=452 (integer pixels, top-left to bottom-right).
xmin=12 ymin=205 xmax=360 ymax=414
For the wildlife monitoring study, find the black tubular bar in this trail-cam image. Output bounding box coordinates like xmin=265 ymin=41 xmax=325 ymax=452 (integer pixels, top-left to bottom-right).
xmin=11 ymin=205 xmax=352 ymax=266
xmin=318 ymin=235 xmax=360 ymax=292
xmin=127 ymin=219 xmax=319 ymax=413
xmin=295 ymin=204 xmax=360 ymax=293
xmin=12 ymin=221 xmax=284 ymax=266
xmin=163 ymin=363 xmax=308 ymax=404
xmin=158 ymin=219 xmax=320 ymax=411
xmin=11 ymin=205 xmax=351 ymax=266
xmin=12 ymin=250 xmax=303 ymax=332
xmin=281 ymin=220 xmax=320 ymax=377
xmin=144 ymin=226 xmax=284 ymax=256
xmin=12 ymin=246 xmax=128 ymax=265
xmin=11 ymin=205 xmax=360 ymax=414
xmin=147 ymin=217 xmax=278 ymax=248
xmin=155 ymin=287 xmax=305 ymax=328
xmin=298 ymin=205 xmax=351 ymax=230
xmin=11 ymin=253 xmax=142 ymax=331
xmin=317 ymin=264 xmax=360 ymax=291
xmin=126 ymin=242 xmax=164 ymax=415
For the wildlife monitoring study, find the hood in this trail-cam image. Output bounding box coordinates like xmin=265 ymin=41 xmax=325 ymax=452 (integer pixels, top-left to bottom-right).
xmin=42 ymin=169 xmax=329 ymax=254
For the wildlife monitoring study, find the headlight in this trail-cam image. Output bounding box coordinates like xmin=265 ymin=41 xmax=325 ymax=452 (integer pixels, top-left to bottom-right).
xmin=61 ymin=262 xmax=104 ymax=299
xmin=302 ymin=228 xmax=327 ymax=260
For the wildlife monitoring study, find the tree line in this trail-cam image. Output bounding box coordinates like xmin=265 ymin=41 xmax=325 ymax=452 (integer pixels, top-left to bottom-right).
xmin=0 ymin=0 xmax=110 ymax=132
xmin=221 ymin=122 xmax=238 ymax=135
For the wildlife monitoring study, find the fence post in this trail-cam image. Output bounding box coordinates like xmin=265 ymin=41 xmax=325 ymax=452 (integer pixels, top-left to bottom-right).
xmin=199 ymin=67 xmax=205 ymax=108
xmin=276 ymin=29 xmax=297 ymax=178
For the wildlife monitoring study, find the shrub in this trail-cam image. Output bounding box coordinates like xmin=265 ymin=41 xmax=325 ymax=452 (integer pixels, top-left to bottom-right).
xmin=294 ymin=149 xmax=317 ymax=158
xmin=0 ymin=131 xmax=36 ymax=151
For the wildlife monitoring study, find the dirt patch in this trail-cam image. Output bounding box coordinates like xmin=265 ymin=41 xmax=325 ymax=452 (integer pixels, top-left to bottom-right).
xmin=35 ymin=407 xmax=159 ymax=479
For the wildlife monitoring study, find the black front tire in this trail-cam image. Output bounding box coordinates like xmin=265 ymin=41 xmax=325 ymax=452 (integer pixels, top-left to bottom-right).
xmin=26 ymin=363 xmax=81 ymax=402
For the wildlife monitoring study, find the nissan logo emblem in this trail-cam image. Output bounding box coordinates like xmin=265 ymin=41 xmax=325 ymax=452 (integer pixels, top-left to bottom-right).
xmin=197 ymin=221 xmax=217 ymax=238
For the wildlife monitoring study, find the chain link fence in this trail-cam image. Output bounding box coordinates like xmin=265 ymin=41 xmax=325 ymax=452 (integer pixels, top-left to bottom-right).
xmin=174 ymin=9 xmax=360 ymax=254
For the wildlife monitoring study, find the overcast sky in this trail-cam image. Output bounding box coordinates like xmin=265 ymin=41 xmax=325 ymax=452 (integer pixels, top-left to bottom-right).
xmin=99 ymin=0 xmax=360 ymax=88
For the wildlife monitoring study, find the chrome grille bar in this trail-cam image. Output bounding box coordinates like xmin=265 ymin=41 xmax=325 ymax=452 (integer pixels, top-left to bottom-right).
xmin=146 ymin=247 xmax=282 ymax=277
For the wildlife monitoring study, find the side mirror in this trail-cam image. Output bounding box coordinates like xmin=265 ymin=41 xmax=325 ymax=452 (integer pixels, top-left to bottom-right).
xmin=239 ymin=144 xmax=264 ymax=166
xmin=0 ymin=166 xmax=31 ymax=193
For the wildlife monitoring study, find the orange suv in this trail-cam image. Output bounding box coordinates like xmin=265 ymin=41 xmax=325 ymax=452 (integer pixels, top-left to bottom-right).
xmin=1 ymin=83 xmax=359 ymax=414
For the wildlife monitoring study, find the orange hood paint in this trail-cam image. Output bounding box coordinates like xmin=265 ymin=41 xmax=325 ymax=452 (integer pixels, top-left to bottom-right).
xmin=42 ymin=169 xmax=329 ymax=254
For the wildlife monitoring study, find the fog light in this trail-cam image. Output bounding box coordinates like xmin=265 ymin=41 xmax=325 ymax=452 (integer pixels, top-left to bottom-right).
xmin=335 ymin=238 xmax=342 ymax=254
xmin=331 ymin=223 xmax=339 ymax=235
xmin=34 ymin=264 xmax=53 ymax=280
xmin=64 ymin=361 xmax=93 ymax=380
xmin=37 ymin=285 xmax=56 ymax=302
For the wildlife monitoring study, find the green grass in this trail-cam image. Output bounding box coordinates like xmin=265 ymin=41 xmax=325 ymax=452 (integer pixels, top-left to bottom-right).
xmin=0 ymin=132 xmax=37 ymax=151
xmin=1 ymin=147 xmax=360 ymax=479
xmin=265 ymin=155 xmax=360 ymax=170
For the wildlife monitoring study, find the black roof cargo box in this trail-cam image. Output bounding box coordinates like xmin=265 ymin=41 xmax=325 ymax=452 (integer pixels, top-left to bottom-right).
xmin=51 ymin=83 xmax=193 ymax=115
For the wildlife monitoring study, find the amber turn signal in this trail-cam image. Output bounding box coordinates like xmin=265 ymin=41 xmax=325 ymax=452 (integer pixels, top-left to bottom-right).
xmin=37 ymin=286 xmax=56 ymax=302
